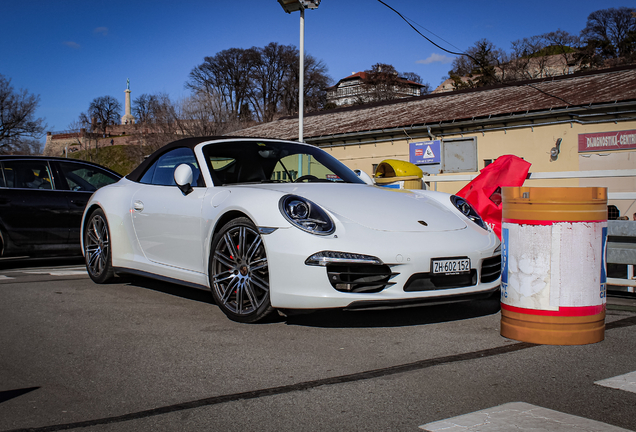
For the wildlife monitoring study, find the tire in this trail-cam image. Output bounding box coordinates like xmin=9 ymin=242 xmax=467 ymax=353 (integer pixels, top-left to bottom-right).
xmin=209 ymin=217 xmax=273 ymax=323
xmin=84 ymin=208 xmax=114 ymax=284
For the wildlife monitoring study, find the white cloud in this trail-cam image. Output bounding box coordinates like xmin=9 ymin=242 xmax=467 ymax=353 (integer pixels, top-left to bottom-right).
xmin=63 ymin=41 xmax=81 ymax=49
xmin=417 ymin=53 xmax=454 ymax=65
xmin=93 ymin=27 xmax=108 ymax=36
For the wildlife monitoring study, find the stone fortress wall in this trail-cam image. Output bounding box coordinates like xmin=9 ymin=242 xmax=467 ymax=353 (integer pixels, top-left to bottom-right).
xmin=43 ymin=124 xmax=145 ymax=157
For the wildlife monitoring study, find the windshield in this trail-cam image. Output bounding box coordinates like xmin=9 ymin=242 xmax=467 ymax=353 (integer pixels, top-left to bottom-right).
xmin=202 ymin=140 xmax=365 ymax=186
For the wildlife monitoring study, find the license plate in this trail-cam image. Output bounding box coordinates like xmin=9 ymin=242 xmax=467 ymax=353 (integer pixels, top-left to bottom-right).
xmin=432 ymin=258 xmax=471 ymax=275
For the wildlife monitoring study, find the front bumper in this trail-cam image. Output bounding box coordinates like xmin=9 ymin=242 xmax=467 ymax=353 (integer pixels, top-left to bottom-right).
xmin=263 ymin=220 xmax=501 ymax=309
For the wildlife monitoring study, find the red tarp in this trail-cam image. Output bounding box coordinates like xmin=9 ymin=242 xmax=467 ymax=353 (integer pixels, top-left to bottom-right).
xmin=456 ymin=155 xmax=531 ymax=239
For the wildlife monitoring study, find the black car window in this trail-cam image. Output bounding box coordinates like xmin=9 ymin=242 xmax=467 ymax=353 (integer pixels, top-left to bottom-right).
xmin=1 ymin=161 xmax=54 ymax=190
xmin=58 ymin=161 xmax=120 ymax=192
xmin=139 ymin=147 xmax=202 ymax=187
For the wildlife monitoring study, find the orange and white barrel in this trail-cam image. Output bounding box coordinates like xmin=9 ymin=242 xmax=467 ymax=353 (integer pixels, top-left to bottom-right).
xmin=500 ymin=187 xmax=608 ymax=345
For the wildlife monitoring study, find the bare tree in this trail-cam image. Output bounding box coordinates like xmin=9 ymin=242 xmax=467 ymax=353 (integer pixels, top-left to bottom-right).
xmin=134 ymin=93 xmax=182 ymax=152
xmin=188 ymin=43 xmax=332 ymax=122
xmin=400 ymin=72 xmax=432 ymax=95
xmin=65 ymin=117 xmax=100 ymax=161
xmin=581 ymin=7 xmax=636 ymax=63
xmin=88 ymin=96 xmax=122 ymax=136
xmin=248 ymin=42 xmax=296 ymax=122
xmin=0 ymin=74 xmax=46 ymax=154
xmin=129 ymin=91 xmax=247 ymax=153
xmin=280 ymin=53 xmax=331 ymax=115
xmin=359 ymin=63 xmax=403 ymax=102
xmin=543 ymin=30 xmax=581 ymax=74
xmin=401 ymin=72 xmax=422 ymax=84
xmin=187 ymin=48 xmax=258 ymax=120
xmin=448 ymin=39 xmax=506 ymax=89
xmin=303 ymin=55 xmax=332 ymax=111
xmin=132 ymin=93 xmax=161 ymax=124
xmin=509 ymin=36 xmax=546 ymax=79
xmin=173 ymin=92 xmax=240 ymax=137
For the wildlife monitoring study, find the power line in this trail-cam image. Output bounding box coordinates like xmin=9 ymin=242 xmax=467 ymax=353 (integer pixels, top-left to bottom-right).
xmin=384 ymin=7 xmax=465 ymax=54
xmin=377 ymin=0 xmax=579 ymax=107
xmin=376 ymin=0 xmax=477 ymax=63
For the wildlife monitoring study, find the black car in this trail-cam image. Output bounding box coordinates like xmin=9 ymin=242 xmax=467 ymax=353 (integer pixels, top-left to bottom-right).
xmin=0 ymin=156 xmax=121 ymax=258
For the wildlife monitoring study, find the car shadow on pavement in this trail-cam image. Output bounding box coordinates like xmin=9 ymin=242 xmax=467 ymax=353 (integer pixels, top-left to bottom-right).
xmin=283 ymin=294 xmax=502 ymax=328
xmin=116 ymin=274 xmax=501 ymax=328
xmin=0 ymin=255 xmax=85 ymax=270
xmin=118 ymin=274 xmax=216 ymax=304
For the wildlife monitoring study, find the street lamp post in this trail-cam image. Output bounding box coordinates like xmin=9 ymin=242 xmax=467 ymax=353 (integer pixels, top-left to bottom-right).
xmin=278 ymin=0 xmax=320 ymax=143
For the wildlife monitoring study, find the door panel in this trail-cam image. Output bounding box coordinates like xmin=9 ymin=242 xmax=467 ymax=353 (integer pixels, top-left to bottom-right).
xmin=0 ymin=161 xmax=70 ymax=248
xmin=131 ymin=185 xmax=207 ymax=273
xmin=64 ymin=191 xmax=92 ymax=244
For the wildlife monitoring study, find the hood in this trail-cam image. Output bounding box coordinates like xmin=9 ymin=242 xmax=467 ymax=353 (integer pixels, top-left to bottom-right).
xmin=244 ymin=183 xmax=466 ymax=232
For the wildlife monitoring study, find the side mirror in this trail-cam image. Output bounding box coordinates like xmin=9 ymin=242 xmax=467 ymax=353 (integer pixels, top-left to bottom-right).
xmin=174 ymin=164 xmax=194 ymax=195
xmin=354 ymin=169 xmax=374 ymax=185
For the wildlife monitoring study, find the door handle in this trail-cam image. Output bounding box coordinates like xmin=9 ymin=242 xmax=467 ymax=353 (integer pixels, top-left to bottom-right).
xmin=133 ymin=200 xmax=144 ymax=212
xmin=70 ymin=199 xmax=87 ymax=207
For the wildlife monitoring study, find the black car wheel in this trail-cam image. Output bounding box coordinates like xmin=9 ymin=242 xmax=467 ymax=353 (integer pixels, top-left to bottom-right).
xmin=84 ymin=208 xmax=114 ymax=284
xmin=210 ymin=217 xmax=273 ymax=323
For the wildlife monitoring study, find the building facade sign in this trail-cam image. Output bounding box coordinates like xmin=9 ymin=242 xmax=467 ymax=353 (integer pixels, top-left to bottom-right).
xmin=409 ymin=140 xmax=441 ymax=165
xmin=578 ymin=129 xmax=636 ymax=152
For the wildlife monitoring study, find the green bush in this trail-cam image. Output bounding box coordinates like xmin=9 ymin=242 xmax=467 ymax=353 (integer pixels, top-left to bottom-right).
xmin=68 ymin=145 xmax=149 ymax=176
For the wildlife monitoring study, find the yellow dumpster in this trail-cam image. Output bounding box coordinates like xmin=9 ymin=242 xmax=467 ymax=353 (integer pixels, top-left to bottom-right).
xmin=374 ymin=159 xmax=423 ymax=189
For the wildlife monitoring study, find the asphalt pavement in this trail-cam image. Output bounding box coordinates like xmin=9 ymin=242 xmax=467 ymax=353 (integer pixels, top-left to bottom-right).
xmin=0 ymin=260 xmax=635 ymax=431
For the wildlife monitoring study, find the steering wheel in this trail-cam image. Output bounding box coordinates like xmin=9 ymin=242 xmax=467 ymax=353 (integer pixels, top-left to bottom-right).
xmin=295 ymin=174 xmax=319 ymax=183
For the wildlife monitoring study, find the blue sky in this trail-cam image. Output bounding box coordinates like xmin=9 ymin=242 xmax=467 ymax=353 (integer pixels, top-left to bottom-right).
xmin=1 ymin=0 xmax=630 ymax=138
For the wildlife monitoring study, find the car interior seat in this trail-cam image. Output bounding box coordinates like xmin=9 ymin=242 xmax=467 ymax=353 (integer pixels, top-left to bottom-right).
xmin=236 ymin=161 xmax=266 ymax=183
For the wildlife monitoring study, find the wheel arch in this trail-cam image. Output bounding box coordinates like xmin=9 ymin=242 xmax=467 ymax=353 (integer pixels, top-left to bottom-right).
xmin=207 ymin=210 xmax=252 ymax=273
xmin=81 ymin=204 xmax=106 ymax=253
xmin=211 ymin=210 xmax=253 ymax=241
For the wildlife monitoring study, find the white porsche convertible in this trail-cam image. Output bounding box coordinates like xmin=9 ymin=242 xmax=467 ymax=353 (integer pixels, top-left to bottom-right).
xmin=82 ymin=137 xmax=501 ymax=322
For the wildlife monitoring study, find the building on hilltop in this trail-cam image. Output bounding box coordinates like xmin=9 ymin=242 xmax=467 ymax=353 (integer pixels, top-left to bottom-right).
xmin=326 ymin=71 xmax=424 ymax=107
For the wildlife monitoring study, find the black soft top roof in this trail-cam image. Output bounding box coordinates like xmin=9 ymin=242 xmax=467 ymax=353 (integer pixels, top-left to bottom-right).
xmin=127 ymin=136 xmax=302 ymax=182
xmin=126 ymin=136 xmax=302 ymax=182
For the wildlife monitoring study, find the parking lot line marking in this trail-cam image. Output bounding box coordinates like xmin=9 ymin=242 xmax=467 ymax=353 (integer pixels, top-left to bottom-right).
xmin=419 ymin=402 xmax=632 ymax=431
xmin=595 ymin=371 xmax=636 ymax=394
xmin=23 ymin=269 xmax=87 ymax=276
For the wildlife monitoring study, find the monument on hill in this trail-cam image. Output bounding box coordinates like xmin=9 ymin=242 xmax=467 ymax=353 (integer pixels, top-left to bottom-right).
xmin=121 ymin=78 xmax=136 ymax=125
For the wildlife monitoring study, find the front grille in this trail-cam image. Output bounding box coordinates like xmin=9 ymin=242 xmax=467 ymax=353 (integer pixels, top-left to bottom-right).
xmin=403 ymin=270 xmax=477 ymax=292
xmin=326 ymin=264 xmax=397 ymax=293
xmin=481 ymin=255 xmax=501 ymax=283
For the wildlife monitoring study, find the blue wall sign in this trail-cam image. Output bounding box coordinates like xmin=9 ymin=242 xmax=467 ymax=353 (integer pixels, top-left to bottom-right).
xmin=410 ymin=140 xmax=441 ymax=165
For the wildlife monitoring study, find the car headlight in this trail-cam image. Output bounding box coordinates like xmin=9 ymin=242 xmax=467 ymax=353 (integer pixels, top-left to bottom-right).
xmin=279 ymin=195 xmax=335 ymax=235
xmin=450 ymin=195 xmax=488 ymax=230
